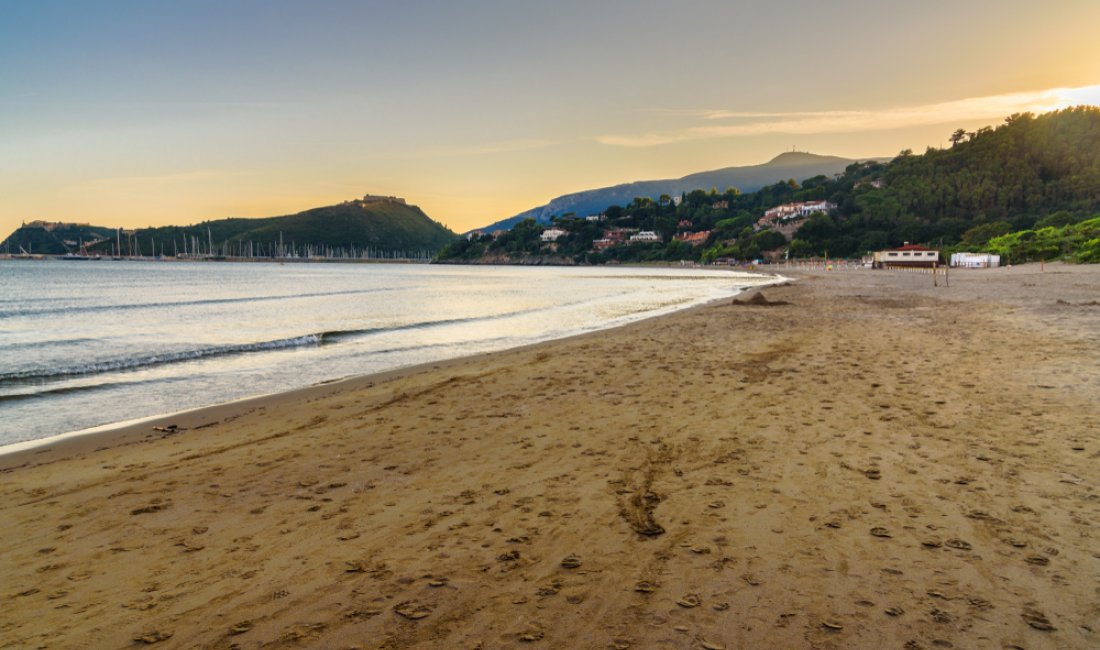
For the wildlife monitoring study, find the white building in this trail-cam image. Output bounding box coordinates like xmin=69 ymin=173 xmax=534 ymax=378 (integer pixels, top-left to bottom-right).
xmin=950 ymin=252 xmax=1000 ymax=268
xmin=540 ymin=228 xmax=567 ymax=242
xmin=757 ymin=200 xmax=837 ymax=230
xmin=629 ymin=231 xmax=661 ymax=243
xmin=873 ymin=244 xmax=940 ymax=268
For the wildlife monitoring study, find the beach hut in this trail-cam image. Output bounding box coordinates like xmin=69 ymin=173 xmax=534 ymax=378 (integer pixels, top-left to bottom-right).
xmin=873 ymin=244 xmax=940 ymax=269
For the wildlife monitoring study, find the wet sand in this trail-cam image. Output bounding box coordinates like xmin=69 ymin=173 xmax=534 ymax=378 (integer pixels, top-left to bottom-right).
xmin=2 ymin=262 xmax=1099 ymax=649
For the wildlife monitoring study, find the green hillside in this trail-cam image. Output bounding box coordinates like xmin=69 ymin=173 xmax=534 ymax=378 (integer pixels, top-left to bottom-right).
xmin=0 ymin=221 xmax=117 ymax=256
xmin=2 ymin=196 xmax=458 ymax=258
xmin=821 ymin=106 xmax=1100 ymax=255
xmin=441 ymin=106 xmax=1100 ymax=264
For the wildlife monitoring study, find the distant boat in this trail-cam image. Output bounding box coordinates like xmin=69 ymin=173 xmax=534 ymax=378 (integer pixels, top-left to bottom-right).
xmin=58 ymin=241 xmax=102 ymax=261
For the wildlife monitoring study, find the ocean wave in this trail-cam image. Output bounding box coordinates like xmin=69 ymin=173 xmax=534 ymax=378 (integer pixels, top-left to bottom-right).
xmin=0 ymin=377 xmax=181 ymax=403
xmin=0 ymin=314 xmax=511 ymax=384
xmin=0 ymin=287 xmax=396 ymax=319
xmin=0 ymin=334 xmax=324 ymax=384
xmin=0 ymin=297 xmax=640 ymax=386
xmin=2 ymin=337 xmax=101 ymax=352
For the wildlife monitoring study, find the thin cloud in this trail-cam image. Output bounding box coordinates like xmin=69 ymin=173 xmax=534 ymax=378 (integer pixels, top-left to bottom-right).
xmin=597 ymin=84 xmax=1100 ymax=147
xmin=402 ymin=138 xmax=557 ymax=159
xmin=70 ymin=170 xmax=226 ymax=190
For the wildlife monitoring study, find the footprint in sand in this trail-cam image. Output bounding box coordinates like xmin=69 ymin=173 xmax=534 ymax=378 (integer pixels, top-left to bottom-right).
xmin=620 ymin=490 xmax=665 ymax=537
xmin=677 ymin=593 xmax=701 ymax=608
xmin=228 ymin=621 xmax=253 ymax=635
xmin=130 ymin=502 xmax=170 ymax=516
xmin=537 ymin=581 xmax=561 ymax=596
xmin=394 ymin=600 xmax=432 ymax=620
xmin=944 ymin=538 xmax=972 ymax=551
xmin=1022 ymin=607 xmax=1055 ymax=631
xmin=133 ymin=631 xmax=173 ymax=644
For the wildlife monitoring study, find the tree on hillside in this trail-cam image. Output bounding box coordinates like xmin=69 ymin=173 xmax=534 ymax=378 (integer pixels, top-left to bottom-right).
xmin=950 ymin=128 xmax=967 ymax=147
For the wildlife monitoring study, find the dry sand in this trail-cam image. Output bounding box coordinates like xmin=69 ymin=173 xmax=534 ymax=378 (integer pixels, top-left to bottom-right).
xmin=2 ymin=262 xmax=1098 ymax=650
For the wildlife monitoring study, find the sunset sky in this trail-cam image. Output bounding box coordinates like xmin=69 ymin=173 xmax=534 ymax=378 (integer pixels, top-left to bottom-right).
xmin=2 ymin=0 xmax=1099 ymax=235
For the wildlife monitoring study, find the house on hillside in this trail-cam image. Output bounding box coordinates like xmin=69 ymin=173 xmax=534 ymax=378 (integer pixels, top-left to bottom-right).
xmin=592 ymin=228 xmax=635 ymax=250
xmin=873 ymin=244 xmax=941 ymax=268
xmin=674 ymin=230 xmax=711 ymax=246
xmin=755 ymin=200 xmax=837 ymax=231
xmin=629 ymin=231 xmax=661 ymax=243
xmin=540 ymin=228 xmax=567 ymax=242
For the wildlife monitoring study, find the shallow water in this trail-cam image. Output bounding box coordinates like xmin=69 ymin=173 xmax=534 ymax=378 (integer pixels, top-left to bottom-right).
xmin=0 ymin=260 xmax=772 ymax=445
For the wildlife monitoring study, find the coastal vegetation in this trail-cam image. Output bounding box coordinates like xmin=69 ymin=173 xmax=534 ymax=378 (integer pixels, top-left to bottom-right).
xmin=985 ymin=217 xmax=1100 ymax=263
xmin=440 ymin=106 xmax=1100 ymax=265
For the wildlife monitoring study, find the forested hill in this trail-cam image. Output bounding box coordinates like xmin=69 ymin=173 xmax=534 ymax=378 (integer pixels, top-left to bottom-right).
xmin=2 ymin=196 xmax=458 ymax=257
xmin=441 ymin=106 xmax=1100 ymax=264
xmin=826 ymin=105 xmax=1100 ymax=253
xmin=478 ymin=152 xmax=864 ymax=233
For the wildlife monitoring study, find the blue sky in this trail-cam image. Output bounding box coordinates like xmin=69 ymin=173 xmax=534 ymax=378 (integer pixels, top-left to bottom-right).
xmin=2 ymin=0 xmax=1099 ymax=233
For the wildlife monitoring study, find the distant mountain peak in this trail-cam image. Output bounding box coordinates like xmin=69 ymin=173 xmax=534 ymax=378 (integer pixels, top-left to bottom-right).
xmin=475 ymin=151 xmax=873 ymax=233
xmin=765 ymin=151 xmax=841 ymax=165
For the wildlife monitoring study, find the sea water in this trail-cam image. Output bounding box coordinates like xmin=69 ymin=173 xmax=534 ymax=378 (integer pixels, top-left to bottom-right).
xmin=0 ymin=261 xmax=773 ymax=446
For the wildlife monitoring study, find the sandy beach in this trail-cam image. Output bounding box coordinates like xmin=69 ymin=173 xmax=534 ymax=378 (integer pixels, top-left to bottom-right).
xmin=2 ymin=262 xmax=1098 ymax=650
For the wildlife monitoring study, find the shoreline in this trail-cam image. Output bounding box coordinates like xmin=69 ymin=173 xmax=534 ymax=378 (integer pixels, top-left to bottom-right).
xmin=0 ymin=271 xmax=785 ymax=469
xmin=3 ymin=262 xmax=1098 ymax=649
